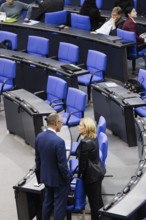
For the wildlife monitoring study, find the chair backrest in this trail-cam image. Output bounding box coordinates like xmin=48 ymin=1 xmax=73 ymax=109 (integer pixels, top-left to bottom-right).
xmin=0 ymin=31 xmax=18 ymax=50
xmin=97 ymin=116 xmax=106 ymax=138
xmin=27 ymin=35 xmax=49 ymax=57
xmin=117 ymin=28 xmax=137 ymax=59
xmin=87 ymin=50 xmax=107 ymax=77
xmin=71 ymin=13 xmax=91 ymax=31
xmin=45 ymin=10 xmax=67 ymax=25
xmin=64 ymin=0 xmax=70 ymax=5
xmin=98 ymin=132 xmax=108 ymax=167
xmin=0 ymin=58 xmax=16 ymax=86
xmin=46 ymin=75 xmax=67 ymax=103
xmin=138 ymin=69 xmax=146 ymax=91
xmin=58 ymin=42 xmax=79 ymax=64
xmin=66 ymin=87 xmax=86 ymax=119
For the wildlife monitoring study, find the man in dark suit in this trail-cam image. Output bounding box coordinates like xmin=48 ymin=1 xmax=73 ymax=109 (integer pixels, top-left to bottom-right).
xmin=35 ymin=113 xmax=70 ymax=220
xmin=32 ymin=0 xmax=64 ymax=21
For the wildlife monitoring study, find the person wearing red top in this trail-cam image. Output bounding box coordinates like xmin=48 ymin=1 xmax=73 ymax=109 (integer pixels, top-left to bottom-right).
xmin=123 ymin=6 xmax=146 ymax=50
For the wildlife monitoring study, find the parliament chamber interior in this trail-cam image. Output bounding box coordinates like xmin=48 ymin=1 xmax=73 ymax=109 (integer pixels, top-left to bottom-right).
xmin=1 ymin=0 xmax=146 ymax=219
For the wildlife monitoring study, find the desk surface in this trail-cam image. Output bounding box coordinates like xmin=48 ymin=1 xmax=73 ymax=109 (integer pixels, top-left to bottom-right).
xmin=100 ymin=168 xmax=146 ymax=218
xmin=0 ymin=49 xmax=88 ymax=78
xmin=92 ymin=82 xmax=146 ymax=107
xmin=3 ymin=89 xmax=55 ymax=115
xmin=0 ymin=20 xmax=134 ymax=48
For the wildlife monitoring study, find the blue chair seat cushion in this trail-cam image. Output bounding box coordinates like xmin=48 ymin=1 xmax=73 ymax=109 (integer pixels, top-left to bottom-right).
xmin=62 ymin=112 xmax=81 ymax=126
xmin=135 ymin=106 xmax=146 ymax=117
xmin=45 ymin=100 xmax=64 ymax=112
xmin=78 ymin=74 xmax=103 ymax=86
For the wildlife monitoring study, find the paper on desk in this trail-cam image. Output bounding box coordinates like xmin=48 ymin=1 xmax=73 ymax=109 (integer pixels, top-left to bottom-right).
xmin=105 ymin=82 xmax=118 ymax=87
xmin=22 ymin=20 xmax=40 ymax=25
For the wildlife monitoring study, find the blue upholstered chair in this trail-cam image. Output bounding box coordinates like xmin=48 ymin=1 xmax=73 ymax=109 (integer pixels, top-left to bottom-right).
xmin=78 ymin=50 xmax=107 ymax=102
xmin=61 ymin=87 xmax=86 ymax=127
xmin=67 ymin=178 xmax=86 ymax=220
xmin=97 ymin=115 xmax=106 ymax=138
xmin=71 ymin=13 xmax=91 ymax=31
xmin=134 ymin=69 xmax=146 ymax=117
xmin=0 ymin=31 xmax=18 ymax=50
xmin=45 ymin=76 xmax=67 ymax=112
xmin=27 ymin=35 xmax=49 ymax=57
xmin=45 ymin=10 xmax=67 ymax=25
xmin=98 ymin=132 xmax=108 ymax=167
xmin=117 ymin=28 xmax=146 ymax=71
xmin=58 ymin=42 xmax=79 ymax=64
xmin=0 ymin=58 xmax=16 ymax=102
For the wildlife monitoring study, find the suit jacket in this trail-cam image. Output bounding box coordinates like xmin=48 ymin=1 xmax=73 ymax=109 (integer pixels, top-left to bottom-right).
xmin=35 ymin=129 xmax=70 ymax=187
xmin=123 ymin=18 xmax=144 ymax=43
xmin=76 ymin=137 xmax=102 ymax=184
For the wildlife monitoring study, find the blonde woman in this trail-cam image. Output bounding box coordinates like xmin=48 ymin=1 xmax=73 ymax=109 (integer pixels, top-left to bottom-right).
xmin=76 ymin=117 xmax=104 ymax=220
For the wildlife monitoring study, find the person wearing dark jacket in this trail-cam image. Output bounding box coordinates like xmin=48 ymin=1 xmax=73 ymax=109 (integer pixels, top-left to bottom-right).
xmin=76 ymin=117 xmax=104 ymax=220
xmin=80 ymin=0 xmax=106 ymax=31
xmin=35 ymin=113 xmax=70 ymax=220
xmin=123 ymin=6 xmax=146 ymax=50
xmin=114 ymin=0 xmax=134 ymax=13
xmin=32 ymin=0 xmax=64 ymax=21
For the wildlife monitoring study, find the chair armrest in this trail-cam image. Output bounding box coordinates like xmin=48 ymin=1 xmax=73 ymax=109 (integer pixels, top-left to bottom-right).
xmin=21 ymin=49 xmax=27 ymax=53
xmin=50 ymin=98 xmax=64 ymax=106
xmin=66 ymin=110 xmax=82 ymax=125
xmin=34 ymin=90 xmax=46 ymax=100
xmin=78 ymin=63 xmax=86 ymax=68
xmin=1 ymin=78 xmax=14 ymax=94
xmin=90 ymin=69 xmax=104 ymax=84
xmin=49 ymin=56 xmax=58 ymax=60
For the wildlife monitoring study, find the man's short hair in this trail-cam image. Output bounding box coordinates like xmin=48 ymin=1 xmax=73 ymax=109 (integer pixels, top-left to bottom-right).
xmin=47 ymin=113 xmax=60 ymax=125
xmin=112 ymin=6 xmax=123 ymax=15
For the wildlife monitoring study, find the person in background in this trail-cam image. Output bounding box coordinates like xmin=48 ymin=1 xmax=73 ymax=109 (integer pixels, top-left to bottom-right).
xmin=76 ymin=117 xmax=105 ymax=220
xmin=123 ymin=6 xmax=146 ymax=50
xmin=80 ymin=0 xmax=106 ymax=31
xmin=35 ymin=113 xmax=70 ymax=220
xmin=32 ymin=0 xmax=64 ymax=21
xmin=94 ymin=6 xmax=124 ymax=35
xmin=0 ymin=0 xmax=32 ymax=21
xmin=114 ymin=0 xmax=134 ymax=13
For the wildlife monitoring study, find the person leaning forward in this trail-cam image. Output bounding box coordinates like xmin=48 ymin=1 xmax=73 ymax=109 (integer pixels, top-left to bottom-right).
xmin=35 ymin=113 xmax=70 ymax=220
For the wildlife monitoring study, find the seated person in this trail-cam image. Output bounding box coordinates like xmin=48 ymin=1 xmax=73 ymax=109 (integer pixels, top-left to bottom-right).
xmin=0 ymin=0 xmax=32 ymax=22
xmin=80 ymin=0 xmax=106 ymax=31
xmin=32 ymin=0 xmax=64 ymax=22
xmin=123 ymin=6 xmax=146 ymax=50
xmin=114 ymin=0 xmax=134 ymax=13
xmin=93 ymin=7 xmax=124 ymax=35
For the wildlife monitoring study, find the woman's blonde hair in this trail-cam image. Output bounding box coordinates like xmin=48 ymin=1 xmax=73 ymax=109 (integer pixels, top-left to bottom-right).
xmin=81 ymin=117 xmax=96 ymax=139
